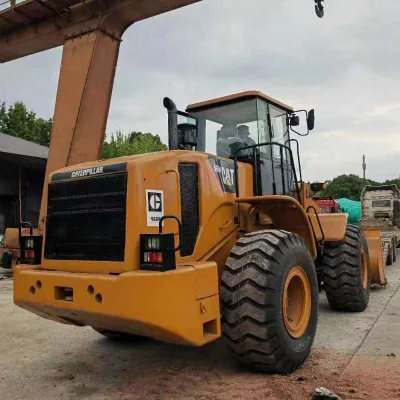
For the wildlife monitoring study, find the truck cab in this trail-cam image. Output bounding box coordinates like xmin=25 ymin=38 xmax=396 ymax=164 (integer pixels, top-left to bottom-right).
xmin=361 ymin=184 xmax=400 ymax=225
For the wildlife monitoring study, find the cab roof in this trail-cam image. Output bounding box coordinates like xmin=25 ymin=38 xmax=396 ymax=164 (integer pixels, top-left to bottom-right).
xmin=186 ymin=91 xmax=294 ymax=113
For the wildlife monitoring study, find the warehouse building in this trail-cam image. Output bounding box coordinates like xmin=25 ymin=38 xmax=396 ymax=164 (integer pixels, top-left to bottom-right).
xmin=0 ymin=133 xmax=48 ymax=235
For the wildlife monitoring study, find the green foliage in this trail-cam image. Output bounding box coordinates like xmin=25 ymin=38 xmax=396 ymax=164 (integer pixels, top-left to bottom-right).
xmin=101 ymin=130 xmax=167 ymax=159
xmin=383 ymin=177 xmax=400 ymax=188
xmin=322 ymin=174 xmax=381 ymax=201
xmin=0 ymin=101 xmax=52 ymax=146
xmin=0 ymin=102 xmax=6 ymax=133
xmin=0 ymin=101 xmax=167 ymax=158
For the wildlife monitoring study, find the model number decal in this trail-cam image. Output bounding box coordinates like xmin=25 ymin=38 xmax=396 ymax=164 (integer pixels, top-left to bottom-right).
xmin=146 ymin=190 xmax=164 ymax=226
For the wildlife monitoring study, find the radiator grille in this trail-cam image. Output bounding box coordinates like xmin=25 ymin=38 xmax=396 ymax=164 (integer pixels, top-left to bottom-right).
xmin=44 ymin=173 xmax=127 ymax=261
xmin=179 ymin=163 xmax=199 ymax=257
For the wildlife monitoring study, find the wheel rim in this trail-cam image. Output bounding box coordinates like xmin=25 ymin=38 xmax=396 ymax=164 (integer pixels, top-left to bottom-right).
xmin=283 ymin=266 xmax=312 ymax=339
xmin=361 ymin=248 xmax=368 ymax=290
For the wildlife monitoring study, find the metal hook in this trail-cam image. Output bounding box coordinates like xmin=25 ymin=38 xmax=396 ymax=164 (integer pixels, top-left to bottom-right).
xmin=314 ymin=0 xmax=324 ymax=18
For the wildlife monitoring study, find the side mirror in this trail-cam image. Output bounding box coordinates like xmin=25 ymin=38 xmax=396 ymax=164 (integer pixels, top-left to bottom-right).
xmin=287 ymin=108 xmax=315 ymax=136
xmin=307 ymin=109 xmax=315 ymax=131
xmin=288 ymin=114 xmax=300 ymax=127
xmin=310 ymin=182 xmax=326 ymax=192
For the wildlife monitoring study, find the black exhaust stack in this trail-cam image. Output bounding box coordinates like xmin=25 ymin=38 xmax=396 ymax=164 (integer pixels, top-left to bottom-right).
xmin=163 ymin=97 xmax=179 ymax=150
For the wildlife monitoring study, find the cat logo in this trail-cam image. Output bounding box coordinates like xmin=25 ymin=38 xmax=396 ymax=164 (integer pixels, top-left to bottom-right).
xmin=146 ymin=190 xmax=164 ymax=226
xmin=209 ymin=157 xmax=236 ymax=193
xmin=214 ymin=164 xmax=234 ymax=187
xmin=225 ymin=175 xmax=233 ymax=186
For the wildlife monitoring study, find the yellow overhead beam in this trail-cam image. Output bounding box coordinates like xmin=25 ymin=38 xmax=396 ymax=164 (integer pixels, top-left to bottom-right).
xmin=0 ymin=0 xmax=201 ymax=62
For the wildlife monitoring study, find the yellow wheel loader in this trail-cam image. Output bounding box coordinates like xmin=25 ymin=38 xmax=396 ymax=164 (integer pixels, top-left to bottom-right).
xmin=14 ymin=91 xmax=369 ymax=374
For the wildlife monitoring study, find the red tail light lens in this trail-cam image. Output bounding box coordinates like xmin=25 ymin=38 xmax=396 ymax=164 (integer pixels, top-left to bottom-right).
xmin=143 ymin=252 xmax=164 ymax=263
xmin=140 ymin=234 xmax=175 ymax=272
xmin=20 ymin=235 xmax=43 ymax=265
xmin=24 ymin=250 xmax=35 ymax=259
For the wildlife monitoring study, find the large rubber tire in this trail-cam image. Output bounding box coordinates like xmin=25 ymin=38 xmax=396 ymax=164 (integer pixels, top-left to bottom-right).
xmin=0 ymin=252 xmax=12 ymax=269
xmin=93 ymin=328 xmax=149 ymax=343
xmin=393 ymin=200 xmax=400 ymax=228
xmin=393 ymin=238 xmax=397 ymax=263
xmin=387 ymin=245 xmax=393 ymax=266
xmin=323 ymin=225 xmax=370 ymax=312
xmin=220 ymin=229 xmax=318 ymax=375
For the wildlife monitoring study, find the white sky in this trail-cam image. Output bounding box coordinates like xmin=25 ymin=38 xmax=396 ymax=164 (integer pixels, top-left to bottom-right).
xmin=1 ymin=0 xmax=399 ymax=182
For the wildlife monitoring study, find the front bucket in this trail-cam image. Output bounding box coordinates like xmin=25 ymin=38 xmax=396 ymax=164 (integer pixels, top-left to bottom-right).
xmin=364 ymin=229 xmax=387 ymax=285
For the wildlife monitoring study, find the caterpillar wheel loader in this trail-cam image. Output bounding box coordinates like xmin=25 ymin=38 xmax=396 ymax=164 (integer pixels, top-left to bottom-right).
xmin=14 ymin=91 xmax=369 ymax=374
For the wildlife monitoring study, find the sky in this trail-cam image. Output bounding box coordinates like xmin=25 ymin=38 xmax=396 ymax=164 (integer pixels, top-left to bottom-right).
xmin=1 ymin=0 xmax=400 ymax=182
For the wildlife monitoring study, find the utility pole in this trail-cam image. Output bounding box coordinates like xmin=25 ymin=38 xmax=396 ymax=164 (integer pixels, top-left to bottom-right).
xmin=362 ymin=155 xmax=366 ymax=179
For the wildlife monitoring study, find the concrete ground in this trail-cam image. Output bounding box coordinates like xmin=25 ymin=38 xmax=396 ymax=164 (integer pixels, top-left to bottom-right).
xmin=1 ymin=258 xmax=400 ymax=400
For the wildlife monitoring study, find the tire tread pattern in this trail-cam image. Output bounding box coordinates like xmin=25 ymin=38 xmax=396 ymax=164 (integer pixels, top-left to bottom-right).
xmin=220 ymin=229 xmax=315 ymax=374
xmin=322 ymin=225 xmax=370 ymax=312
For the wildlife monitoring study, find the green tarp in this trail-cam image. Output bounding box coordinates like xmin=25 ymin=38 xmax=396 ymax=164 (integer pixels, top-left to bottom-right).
xmin=337 ymin=198 xmax=361 ymax=225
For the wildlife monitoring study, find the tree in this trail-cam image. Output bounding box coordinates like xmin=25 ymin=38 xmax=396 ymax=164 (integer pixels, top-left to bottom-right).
xmin=321 ymin=174 xmax=380 ymax=201
xmin=0 ymin=101 xmax=52 ymax=146
xmin=101 ymin=130 xmax=167 ymax=159
xmin=0 ymin=102 xmax=6 ymax=133
xmin=0 ymin=100 xmax=167 ymax=158
xmin=128 ymin=131 xmax=165 ymax=147
xmin=383 ymin=177 xmax=400 ymax=188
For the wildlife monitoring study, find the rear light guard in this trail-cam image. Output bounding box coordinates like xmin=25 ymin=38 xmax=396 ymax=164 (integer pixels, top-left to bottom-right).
xmin=19 ymin=222 xmax=43 ymax=265
xmin=140 ymin=215 xmax=181 ymax=272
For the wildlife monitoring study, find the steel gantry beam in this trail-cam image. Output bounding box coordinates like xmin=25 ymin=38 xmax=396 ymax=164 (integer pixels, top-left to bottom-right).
xmin=0 ymin=0 xmax=202 ymax=62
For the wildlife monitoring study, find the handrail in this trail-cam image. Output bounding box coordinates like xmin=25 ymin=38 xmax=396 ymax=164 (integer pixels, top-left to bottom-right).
xmin=306 ymin=206 xmax=325 ymax=245
xmin=232 ymin=141 xmax=301 ymax=204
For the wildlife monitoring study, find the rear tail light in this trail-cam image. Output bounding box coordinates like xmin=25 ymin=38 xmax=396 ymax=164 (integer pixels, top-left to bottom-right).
xmin=24 ymin=250 xmax=35 ymax=259
xmin=19 ymin=222 xmax=43 ymax=265
xmin=140 ymin=234 xmax=175 ymax=271
xmin=143 ymin=251 xmax=163 ymax=263
xmin=25 ymin=239 xmax=35 ymax=248
xmin=20 ymin=236 xmax=43 ymax=264
xmin=140 ymin=215 xmax=182 ymax=272
xmin=145 ymin=236 xmax=161 ymax=250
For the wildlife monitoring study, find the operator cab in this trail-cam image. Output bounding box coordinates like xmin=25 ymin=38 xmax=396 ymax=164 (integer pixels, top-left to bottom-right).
xmin=186 ymin=91 xmax=293 ymax=156
xmin=184 ymin=91 xmax=314 ymax=197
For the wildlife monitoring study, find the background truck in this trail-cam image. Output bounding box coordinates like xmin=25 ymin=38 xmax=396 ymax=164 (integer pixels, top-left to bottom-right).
xmin=360 ymin=185 xmax=400 ymax=272
xmin=307 ymin=183 xmax=340 ymax=214
xmin=313 ymin=196 xmax=340 ymax=214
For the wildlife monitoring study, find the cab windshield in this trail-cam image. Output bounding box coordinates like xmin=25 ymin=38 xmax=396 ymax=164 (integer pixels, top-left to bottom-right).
xmin=189 ymin=97 xmax=296 ymax=196
xmin=189 ymin=98 xmax=289 ymax=158
xmin=372 ymin=200 xmax=391 ymax=208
